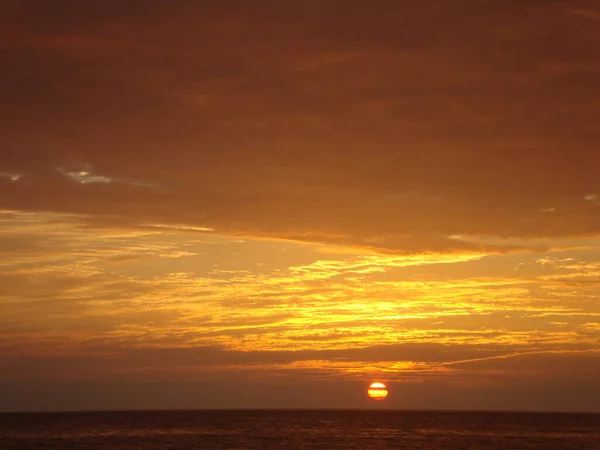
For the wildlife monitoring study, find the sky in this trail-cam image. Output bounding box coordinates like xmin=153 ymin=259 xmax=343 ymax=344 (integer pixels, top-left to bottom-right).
xmin=1 ymin=0 xmax=600 ymax=412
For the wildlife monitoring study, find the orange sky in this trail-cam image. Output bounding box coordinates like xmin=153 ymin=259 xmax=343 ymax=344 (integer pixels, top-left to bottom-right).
xmin=1 ymin=0 xmax=600 ymax=412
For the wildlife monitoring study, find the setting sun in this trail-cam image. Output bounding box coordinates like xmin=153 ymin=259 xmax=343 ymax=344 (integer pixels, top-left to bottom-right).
xmin=368 ymin=382 xmax=388 ymax=401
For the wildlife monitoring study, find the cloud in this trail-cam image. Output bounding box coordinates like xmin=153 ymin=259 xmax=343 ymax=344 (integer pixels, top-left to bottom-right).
xmin=1 ymin=0 xmax=600 ymax=253
xmin=2 ymin=1 xmax=600 ymax=411
xmin=1 ymin=210 xmax=599 ymax=371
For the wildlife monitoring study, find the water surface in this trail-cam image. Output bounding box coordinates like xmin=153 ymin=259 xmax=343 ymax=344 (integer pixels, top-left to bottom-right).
xmin=1 ymin=409 xmax=599 ymax=449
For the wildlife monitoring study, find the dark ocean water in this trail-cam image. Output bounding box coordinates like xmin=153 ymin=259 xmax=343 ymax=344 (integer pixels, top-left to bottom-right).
xmin=1 ymin=410 xmax=599 ymax=449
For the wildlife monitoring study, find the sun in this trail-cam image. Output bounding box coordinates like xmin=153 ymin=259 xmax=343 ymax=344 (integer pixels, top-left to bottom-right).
xmin=367 ymin=382 xmax=388 ymax=400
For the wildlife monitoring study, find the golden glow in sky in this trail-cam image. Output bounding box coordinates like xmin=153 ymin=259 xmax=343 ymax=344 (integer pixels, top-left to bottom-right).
xmin=2 ymin=209 xmax=600 ymax=411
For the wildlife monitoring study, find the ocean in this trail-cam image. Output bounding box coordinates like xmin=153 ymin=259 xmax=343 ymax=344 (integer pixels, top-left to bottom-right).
xmin=1 ymin=410 xmax=599 ymax=449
